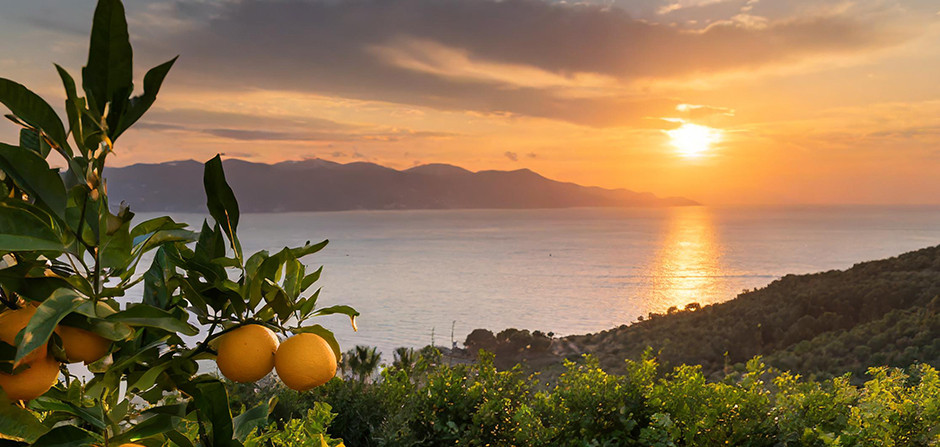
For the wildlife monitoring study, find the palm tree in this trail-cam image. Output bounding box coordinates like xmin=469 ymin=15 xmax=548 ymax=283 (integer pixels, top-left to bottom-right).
xmin=343 ymin=345 xmax=382 ymax=383
xmin=393 ymin=347 xmax=416 ymax=371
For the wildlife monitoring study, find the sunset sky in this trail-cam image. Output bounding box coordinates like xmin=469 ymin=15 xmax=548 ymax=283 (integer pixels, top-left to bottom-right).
xmin=1 ymin=0 xmax=939 ymax=205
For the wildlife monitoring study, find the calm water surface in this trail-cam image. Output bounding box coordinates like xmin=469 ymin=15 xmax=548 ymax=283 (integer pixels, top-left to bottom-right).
xmin=133 ymin=206 xmax=940 ymax=358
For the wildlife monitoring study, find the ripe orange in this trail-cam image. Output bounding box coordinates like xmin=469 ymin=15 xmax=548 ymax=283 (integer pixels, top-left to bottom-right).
xmin=275 ymin=333 xmax=337 ymax=391
xmin=215 ymin=324 xmax=279 ymax=383
xmin=0 ymin=305 xmax=47 ymax=365
xmin=0 ymin=354 xmax=60 ymax=401
xmin=55 ymin=326 xmax=111 ymax=364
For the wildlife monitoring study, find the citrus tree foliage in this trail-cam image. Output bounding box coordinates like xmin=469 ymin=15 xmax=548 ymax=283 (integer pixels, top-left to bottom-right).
xmin=0 ymin=0 xmax=356 ymax=445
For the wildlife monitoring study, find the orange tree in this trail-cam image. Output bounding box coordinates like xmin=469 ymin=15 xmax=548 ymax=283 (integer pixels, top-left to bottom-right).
xmin=0 ymin=0 xmax=357 ymax=445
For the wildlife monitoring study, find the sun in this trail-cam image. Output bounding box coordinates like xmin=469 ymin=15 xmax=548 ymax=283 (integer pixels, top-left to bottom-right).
xmin=667 ymin=123 xmax=722 ymax=158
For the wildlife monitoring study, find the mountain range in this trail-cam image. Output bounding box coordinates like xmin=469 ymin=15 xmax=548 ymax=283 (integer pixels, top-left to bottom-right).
xmin=105 ymin=159 xmax=698 ymax=212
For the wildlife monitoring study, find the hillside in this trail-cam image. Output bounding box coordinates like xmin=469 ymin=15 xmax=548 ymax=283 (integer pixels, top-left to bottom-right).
xmin=105 ymin=159 xmax=698 ymax=212
xmin=466 ymin=245 xmax=940 ymax=380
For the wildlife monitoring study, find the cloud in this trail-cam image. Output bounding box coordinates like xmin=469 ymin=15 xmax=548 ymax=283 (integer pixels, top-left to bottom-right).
xmin=504 ymin=151 xmax=519 ymax=161
xmin=674 ymin=103 xmax=736 ymax=119
xmin=143 ymin=108 xmax=359 ymax=132
xmin=134 ymin=122 xmax=187 ymax=132
xmin=368 ymin=37 xmax=620 ymax=91
xmin=658 ymin=0 xmax=736 ymax=15
xmin=133 ymin=107 xmax=457 ymax=143
xmin=203 ymin=128 xmax=341 ymax=141
xmin=526 ymin=152 xmax=538 ymax=159
xmin=150 ymin=0 xmax=923 ymax=127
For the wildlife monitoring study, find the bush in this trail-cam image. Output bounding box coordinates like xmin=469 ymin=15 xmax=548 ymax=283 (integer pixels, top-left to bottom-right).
xmin=244 ymin=403 xmax=344 ymax=447
xmin=534 ymin=355 xmax=650 ymax=446
xmin=380 ymin=352 xmax=547 ymax=446
xmin=258 ymin=349 xmax=940 ymax=446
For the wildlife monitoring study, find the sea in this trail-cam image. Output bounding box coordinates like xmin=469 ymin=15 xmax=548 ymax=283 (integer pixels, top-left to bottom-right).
xmin=131 ymin=205 xmax=940 ymax=360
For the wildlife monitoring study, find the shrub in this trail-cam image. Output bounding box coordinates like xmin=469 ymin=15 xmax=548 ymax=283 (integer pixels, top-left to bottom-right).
xmin=535 ymin=355 xmax=650 ymax=446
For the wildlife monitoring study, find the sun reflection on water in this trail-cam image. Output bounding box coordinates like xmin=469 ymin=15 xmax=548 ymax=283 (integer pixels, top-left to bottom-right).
xmin=650 ymin=206 xmax=723 ymax=313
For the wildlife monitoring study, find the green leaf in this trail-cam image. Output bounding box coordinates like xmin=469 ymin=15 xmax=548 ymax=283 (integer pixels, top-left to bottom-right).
xmin=19 ymin=128 xmax=50 ymax=158
xmin=141 ymin=402 xmax=188 ymax=417
xmin=55 ymin=64 xmax=86 ymax=156
xmin=86 ymin=319 xmax=133 ymax=341
xmin=282 ymin=251 xmax=303 ymax=299
xmin=195 ymin=221 xmax=227 ymax=262
xmin=69 ymin=301 xmax=133 ymax=341
xmin=300 ymin=266 xmax=323 ymax=293
xmin=0 ymin=78 xmax=69 ymax=153
xmin=291 ymin=239 xmax=328 ymax=259
xmin=107 ymin=304 xmax=198 ymax=335
xmin=0 ymin=199 xmax=65 ymax=252
xmin=16 ymin=288 xmax=84 ymax=363
xmin=111 ymin=413 xmax=181 ymax=445
xmin=99 ymin=213 xmax=132 ymax=270
xmin=178 ymin=378 xmax=237 ymax=447
xmin=178 ymin=276 xmax=210 ymax=318
xmin=108 ymin=398 xmax=130 ymax=426
xmin=142 ymin=245 xmax=175 ymax=310
xmin=233 ymin=401 xmax=270 ymax=442
xmin=165 ymin=430 xmax=196 ymax=447
xmin=299 ymin=288 xmax=321 ymax=318
xmin=0 ymin=143 xmax=68 ymax=220
xmin=72 ymin=300 xmax=118 ymax=318
xmin=97 ymin=335 xmax=169 ymax=381
xmin=247 ymin=248 xmax=296 ymax=309
xmin=203 ymin=155 xmax=241 ymax=259
xmin=128 ymin=362 xmax=171 ymax=392
xmin=0 ymin=270 xmax=71 ymax=306
xmin=28 ymin=398 xmax=107 ymax=430
xmin=129 ymin=227 xmax=195 ymax=268
xmin=294 ymin=325 xmax=342 ymax=363
xmin=313 ymin=305 xmax=359 ymax=331
xmin=313 ymin=305 xmax=360 ymax=318
xmin=64 ymin=185 xmax=96 ymax=252
xmin=0 ymin=395 xmax=50 ymax=443
xmin=82 ymin=0 xmax=133 ymax=119
xmin=255 ymin=306 xmax=275 ymax=322
xmin=113 ymin=56 xmax=178 ymax=140
xmin=244 ymin=250 xmax=269 ymax=280
xmin=262 ymin=285 xmax=292 ymax=323
xmin=131 ymin=216 xmax=188 ymax=241
xmin=29 ymin=425 xmax=97 ymax=447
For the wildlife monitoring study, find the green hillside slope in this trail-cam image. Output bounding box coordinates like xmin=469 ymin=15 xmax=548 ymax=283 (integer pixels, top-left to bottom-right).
xmin=554 ymin=245 xmax=940 ymax=379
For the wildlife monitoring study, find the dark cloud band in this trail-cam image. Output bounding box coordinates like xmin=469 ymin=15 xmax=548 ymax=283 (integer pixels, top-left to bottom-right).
xmin=149 ymin=0 xmax=922 ymax=126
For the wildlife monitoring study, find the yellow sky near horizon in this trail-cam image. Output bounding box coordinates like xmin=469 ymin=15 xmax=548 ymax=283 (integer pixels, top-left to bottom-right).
xmin=1 ymin=0 xmax=939 ymax=205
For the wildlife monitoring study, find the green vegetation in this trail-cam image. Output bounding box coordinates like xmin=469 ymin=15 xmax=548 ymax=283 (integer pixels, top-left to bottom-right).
xmin=228 ymin=351 xmax=940 ymax=446
xmin=0 ymin=1 xmax=354 ymax=445
xmin=556 ymin=245 xmax=940 ymax=380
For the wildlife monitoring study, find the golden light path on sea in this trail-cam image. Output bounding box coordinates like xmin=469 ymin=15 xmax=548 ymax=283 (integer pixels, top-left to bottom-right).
xmin=650 ymin=206 xmax=723 ymax=313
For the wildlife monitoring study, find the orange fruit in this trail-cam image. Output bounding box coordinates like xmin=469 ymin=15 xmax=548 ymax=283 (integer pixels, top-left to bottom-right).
xmin=215 ymin=324 xmax=279 ymax=383
xmin=275 ymin=333 xmax=337 ymax=391
xmin=55 ymin=326 xmax=111 ymax=364
xmin=0 ymin=354 xmax=60 ymax=401
xmin=0 ymin=305 xmax=47 ymax=365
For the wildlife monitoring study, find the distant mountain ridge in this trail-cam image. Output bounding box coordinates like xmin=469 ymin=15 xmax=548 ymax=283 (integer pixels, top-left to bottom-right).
xmin=106 ymin=158 xmax=698 ymax=212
